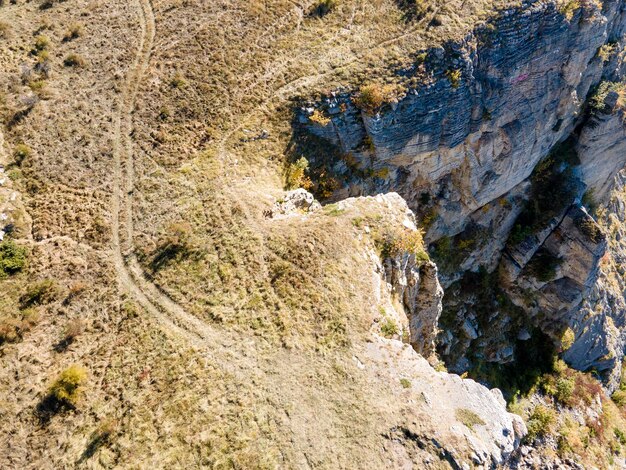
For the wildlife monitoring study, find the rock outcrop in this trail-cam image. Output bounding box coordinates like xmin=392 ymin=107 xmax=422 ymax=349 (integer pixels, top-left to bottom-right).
xmin=578 ymin=90 xmax=626 ymax=202
xmin=295 ymin=191 xmax=527 ymax=466
xmin=335 ymin=192 xmax=444 ymax=356
xmin=563 ymin=171 xmax=626 ymax=391
xmin=362 ymin=337 xmax=527 ymax=468
xmin=266 ymin=188 xmax=321 ymax=218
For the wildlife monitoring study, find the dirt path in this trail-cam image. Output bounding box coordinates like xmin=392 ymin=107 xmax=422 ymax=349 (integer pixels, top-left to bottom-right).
xmin=111 ymin=0 xmax=226 ymax=350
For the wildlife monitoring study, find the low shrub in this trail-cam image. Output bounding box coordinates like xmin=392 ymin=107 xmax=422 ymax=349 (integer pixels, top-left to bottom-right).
xmin=558 ymin=0 xmax=580 ymax=20
xmin=555 ymin=376 xmax=576 ymax=404
xmin=0 ymin=240 xmax=27 ymax=278
xmin=63 ymin=53 xmax=85 ymax=68
xmin=376 ymin=228 xmax=429 ymax=264
xmin=20 ymin=279 xmax=60 ymax=308
xmin=285 ymin=157 xmax=312 ymax=190
xmin=33 ymin=35 xmax=49 ymax=52
xmin=54 ymin=319 xmax=85 ymax=352
xmin=63 ymin=23 xmax=83 ymax=41
xmin=150 ymin=222 xmax=194 ymax=272
xmin=612 ymin=390 xmax=626 ymax=407
xmin=380 ymin=317 xmax=398 ymax=338
xmin=526 ymin=405 xmax=556 ymax=441
xmin=0 ymin=309 xmax=39 ymax=345
xmin=170 ymin=73 xmax=187 ymax=88
xmin=575 ymin=216 xmax=604 ymax=243
xmin=527 ymin=249 xmax=561 ymax=282
xmin=308 ymin=109 xmax=331 ymax=125
xmin=396 ymin=0 xmax=429 ymax=21
xmin=588 ymin=81 xmax=626 ymax=114
xmin=598 ymin=43 xmax=616 ymax=62
xmin=310 ymin=0 xmax=338 ymax=17
xmin=400 ymin=378 xmax=411 ymax=388
xmin=353 ymin=83 xmax=396 ymax=114
xmin=561 ymin=327 xmax=576 ymax=350
xmin=445 ymin=69 xmax=462 ymax=88
xmin=0 ymin=21 xmax=10 ymax=40
xmin=46 ymin=365 xmax=87 ymax=405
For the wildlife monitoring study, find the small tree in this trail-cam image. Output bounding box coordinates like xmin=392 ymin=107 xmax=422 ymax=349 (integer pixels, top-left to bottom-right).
xmin=353 ymin=83 xmax=396 ymax=114
xmin=285 ymin=157 xmax=312 ymax=190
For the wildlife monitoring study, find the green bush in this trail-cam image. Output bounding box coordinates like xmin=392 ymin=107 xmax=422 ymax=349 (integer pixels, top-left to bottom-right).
xmin=613 ymin=390 xmax=626 ymax=407
xmin=527 ymin=249 xmax=561 ymax=282
xmin=555 ymin=377 xmax=576 ymax=404
xmin=561 ymin=328 xmax=575 ymax=350
xmin=526 ymin=405 xmax=556 ymax=441
xmin=400 ymin=378 xmax=411 ymax=388
xmin=588 ymin=81 xmax=626 ymax=115
xmin=63 ymin=23 xmax=83 ymax=41
xmin=13 ymin=143 xmax=31 ymax=164
xmin=558 ymin=0 xmax=580 ymax=21
xmin=380 ymin=317 xmax=398 ymax=338
xmin=445 ymin=69 xmax=462 ymax=89
xmin=376 ymin=229 xmax=429 ymax=264
xmin=47 ymin=365 xmax=87 ymax=405
xmin=353 ymin=83 xmax=396 ymax=114
xmin=310 ymin=0 xmax=338 ymax=17
xmin=285 ymin=157 xmax=311 ymax=190
xmin=170 ymin=73 xmax=187 ymax=88
xmin=0 ymin=240 xmax=27 ymax=279
xmin=598 ymin=43 xmax=616 ymax=62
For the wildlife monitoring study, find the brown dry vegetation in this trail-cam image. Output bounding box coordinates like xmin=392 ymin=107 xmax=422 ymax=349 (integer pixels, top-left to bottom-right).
xmin=0 ymin=0 xmax=522 ymax=467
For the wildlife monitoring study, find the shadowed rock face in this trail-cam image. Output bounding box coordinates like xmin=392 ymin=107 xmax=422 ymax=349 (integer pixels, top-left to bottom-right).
xmin=300 ymin=0 xmax=626 ymax=386
xmin=303 ymin=0 xmax=626 ymax=237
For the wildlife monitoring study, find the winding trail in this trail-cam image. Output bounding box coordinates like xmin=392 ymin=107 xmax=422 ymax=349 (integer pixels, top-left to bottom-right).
xmin=111 ymin=0 xmax=223 ymax=348
xmin=111 ymin=0 xmax=441 ymax=348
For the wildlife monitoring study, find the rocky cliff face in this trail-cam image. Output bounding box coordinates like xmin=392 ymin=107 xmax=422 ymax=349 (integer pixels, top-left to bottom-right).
xmin=564 ymin=170 xmax=626 ymax=391
xmin=298 ymin=0 xmax=626 ymax=388
xmin=325 ymin=192 xmax=527 ymax=467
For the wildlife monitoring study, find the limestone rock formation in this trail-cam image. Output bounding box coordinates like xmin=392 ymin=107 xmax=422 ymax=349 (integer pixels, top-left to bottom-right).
xmin=298 ymin=0 xmax=626 ymax=387
xmin=564 ymin=171 xmax=626 ymax=391
xmin=266 ymin=188 xmax=321 ymax=218
xmin=361 ymin=337 xmax=527 ymax=468
xmin=299 ymin=191 xmax=527 ymax=466
xmin=578 ymin=91 xmax=626 ymax=202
